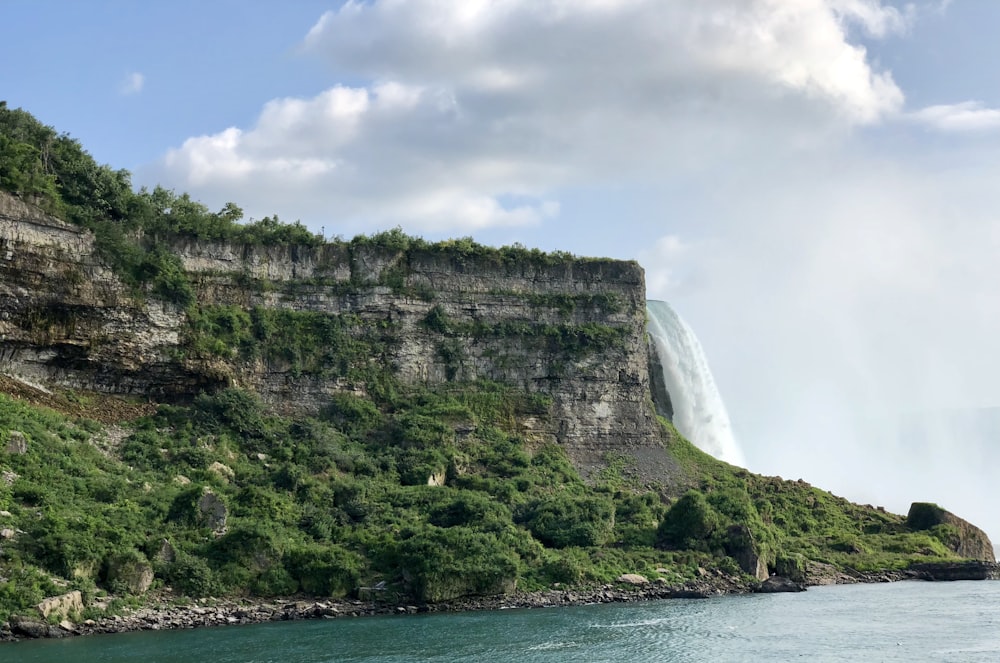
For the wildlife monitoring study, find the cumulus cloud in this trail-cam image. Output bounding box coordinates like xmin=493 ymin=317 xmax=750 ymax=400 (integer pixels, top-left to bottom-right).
xmin=160 ymin=81 xmax=562 ymax=231
xmin=154 ymin=0 xmax=907 ymax=231
xmin=302 ymin=0 xmax=905 ymax=123
xmin=120 ymin=71 xmax=144 ymax=96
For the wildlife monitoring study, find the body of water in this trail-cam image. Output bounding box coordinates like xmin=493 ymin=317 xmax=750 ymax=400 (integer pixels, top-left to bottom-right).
xmin=6 ymin=581 xmax=1000 ymax=662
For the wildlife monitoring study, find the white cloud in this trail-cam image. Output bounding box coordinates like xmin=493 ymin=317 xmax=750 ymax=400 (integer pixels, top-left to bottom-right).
xmin=155 ymin=0 xmax=907 ymax=231
xmin=302 ymin=0 xmax=906 ymax=125
xmin=910 ymin=101 xmax=1000 ymax=132
xmin=642 ymin=235 xmax=691 ymax=295
xmin=159 ymin=81 xmax=561 ymax=230
xmin=933 ymin=0 xmax=955 ymax=14
xmin=119 ymin=71 xmax=144 ymax=96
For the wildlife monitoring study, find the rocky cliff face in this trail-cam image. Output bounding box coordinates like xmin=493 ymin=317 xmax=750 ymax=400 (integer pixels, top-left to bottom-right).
xmin=906 ymin=502 xmax=996 ymax=562
xmin=0 ymin=192 xmax=674 ymax=479
xmin=0 ymin=193 xmax=194 ymax=397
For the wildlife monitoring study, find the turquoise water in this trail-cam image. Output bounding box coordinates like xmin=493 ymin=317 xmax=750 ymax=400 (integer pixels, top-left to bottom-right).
xmin=5 ymin=581 xmax=1000 ymax=662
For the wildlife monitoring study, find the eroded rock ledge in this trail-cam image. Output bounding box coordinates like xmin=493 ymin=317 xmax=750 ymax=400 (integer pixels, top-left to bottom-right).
xmin=907 ymin=561 xmax=1000 ymax=581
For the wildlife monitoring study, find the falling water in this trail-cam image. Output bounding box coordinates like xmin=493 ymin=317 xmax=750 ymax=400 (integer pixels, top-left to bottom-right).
xmin=646 ymin=300 xmax=744 ymax=466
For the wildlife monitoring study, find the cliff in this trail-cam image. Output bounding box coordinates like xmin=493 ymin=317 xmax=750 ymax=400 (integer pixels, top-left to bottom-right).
xmin=0 ymin=193 xmax=190 ymax=395
xmin=0 ymin=190 xmax=673 ymax=482
xmin=906 ymin=502 xmax=995 ymax=562
xmin=6 ymin=106 xmax=1000 ymax=636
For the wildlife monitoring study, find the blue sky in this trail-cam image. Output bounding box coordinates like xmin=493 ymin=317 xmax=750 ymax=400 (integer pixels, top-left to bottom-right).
xmin=5 ymin=0 xmax=1000 ymax=536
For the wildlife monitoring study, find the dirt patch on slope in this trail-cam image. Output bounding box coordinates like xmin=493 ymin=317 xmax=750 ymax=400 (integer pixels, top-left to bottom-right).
xmin=0 ymin=374 xmax=157 ymax=424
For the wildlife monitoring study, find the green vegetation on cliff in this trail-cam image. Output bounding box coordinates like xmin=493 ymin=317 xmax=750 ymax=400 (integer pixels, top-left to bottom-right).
xmin=0 ymin=383 xmax=643 ymax=616
xmin=0 ymin=384 xmax=966 ymax=622
xmin=0 ymin=104 xmax=981 ymax=625
xmin=656 ymin=431 xmax=959 ymax=575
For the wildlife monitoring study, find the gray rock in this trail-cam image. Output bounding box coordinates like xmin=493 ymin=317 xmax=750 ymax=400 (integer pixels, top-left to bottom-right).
xmin=616 ymin=573 xmax=649 ymax=585
xmin=4 ymin=431 xmax=27 ymax=455
xmin=756 ymin=576 xmax=806 ymax=593
xmin=909 ymin=561 xmax=1000 ymax=581
xmin=724 ymin=524 xmax=769 ymax=581
xmin=106 ymin=554 xmax=155 ymax=594
xmin=208 ymin=462 xmax=234 ymax=483
xmin=36 ymin=590 xmax=83 ymax=621
xmin=155 ymin=538 xmax=176 ymax=563
xmin=198 ymin=489 xmax=227 ymax=533
xmin=9 ymin=616 xmax=60 ymax=639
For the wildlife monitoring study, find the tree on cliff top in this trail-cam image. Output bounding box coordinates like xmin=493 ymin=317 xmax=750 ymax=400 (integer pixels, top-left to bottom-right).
xmin=0 ymin=103 xmax=319 ymax=246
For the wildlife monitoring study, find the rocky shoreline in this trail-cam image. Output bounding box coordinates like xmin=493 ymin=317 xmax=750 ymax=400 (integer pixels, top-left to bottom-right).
xmin=0 ymin=571 xmax=755 ymax=642
xmin=2 ymin=562 xmax=996 ymax=643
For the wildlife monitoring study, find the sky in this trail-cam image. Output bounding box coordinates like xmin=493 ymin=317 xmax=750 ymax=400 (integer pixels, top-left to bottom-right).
xmin=4 ymin=0 xmax=1000 ymax=539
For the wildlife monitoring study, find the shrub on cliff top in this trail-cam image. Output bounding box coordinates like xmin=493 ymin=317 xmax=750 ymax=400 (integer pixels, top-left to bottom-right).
xmin=906 ymin=502 xmax=947 ymax=530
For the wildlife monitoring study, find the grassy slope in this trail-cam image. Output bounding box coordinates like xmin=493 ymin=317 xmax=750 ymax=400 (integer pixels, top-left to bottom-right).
xmin=0 ymin=380 xmax=960 ymax=623
xmin=662 ymin=420 xmax=956 ymax=573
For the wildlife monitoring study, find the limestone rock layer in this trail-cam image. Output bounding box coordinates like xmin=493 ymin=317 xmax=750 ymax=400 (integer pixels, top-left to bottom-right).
xmin=0 ymin=191 xmax=674 ymax=480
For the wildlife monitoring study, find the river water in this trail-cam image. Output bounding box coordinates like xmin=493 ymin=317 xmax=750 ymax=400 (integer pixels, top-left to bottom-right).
xmin=6 ymin=581 xmax=1000 ymax=662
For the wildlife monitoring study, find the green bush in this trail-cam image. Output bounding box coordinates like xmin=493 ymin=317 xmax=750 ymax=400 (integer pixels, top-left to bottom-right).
xmin=389 ymin=526 xmax=520 ymax=602
xmin=0 ymin=567 xmax=61 ymax=622
xmin=163 ymin=555 xmax=222 ymax=597
xmin=322 ymin=393 xmax=383 ymax=437
xmin=906 ymin=502 xmax=946 ymax=530
xmin=286 ymin=544 xmax=363 ymax=597
xmin=537 ymin=549 xmax=590 ymax=585
xmin=166 ymin=485 xmax=199 ymax=525
xmin=613 ymin=491 xmax=666 ymax=547
xmin=194 ymin=388 xmax=272 ymax=441
xmin=428 ymin=491 xmax=513 ymax=532
xmin=657 ymin=491 xmax=722 ymax=551
xmin=210 ymin=523 xmax=284 ymax=569
xmin=20 ymin=512 xmax=104 ymax=578
xmin=137 ymin=247 xmax=194 ymax=306
xmin=519 ymin=493 xmax=615 ymax=548
xmin=422 ymin=305 xmax=452 ymax=334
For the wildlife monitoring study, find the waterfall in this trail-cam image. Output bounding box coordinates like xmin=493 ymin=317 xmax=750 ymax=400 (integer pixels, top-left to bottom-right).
xmin=646 ymin=300 xmax=744 ymax=466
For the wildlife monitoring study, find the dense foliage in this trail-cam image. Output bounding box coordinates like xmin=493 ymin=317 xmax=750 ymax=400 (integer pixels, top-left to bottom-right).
xmin=0 ymin=384 xmax=667 ymax=618
xmin=0 ymin=386 xmax=963 ymax=621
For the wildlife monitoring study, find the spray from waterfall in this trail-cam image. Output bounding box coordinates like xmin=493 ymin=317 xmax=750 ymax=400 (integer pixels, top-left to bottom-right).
xmin=646 ymin=300 xmax=744 ymax=466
